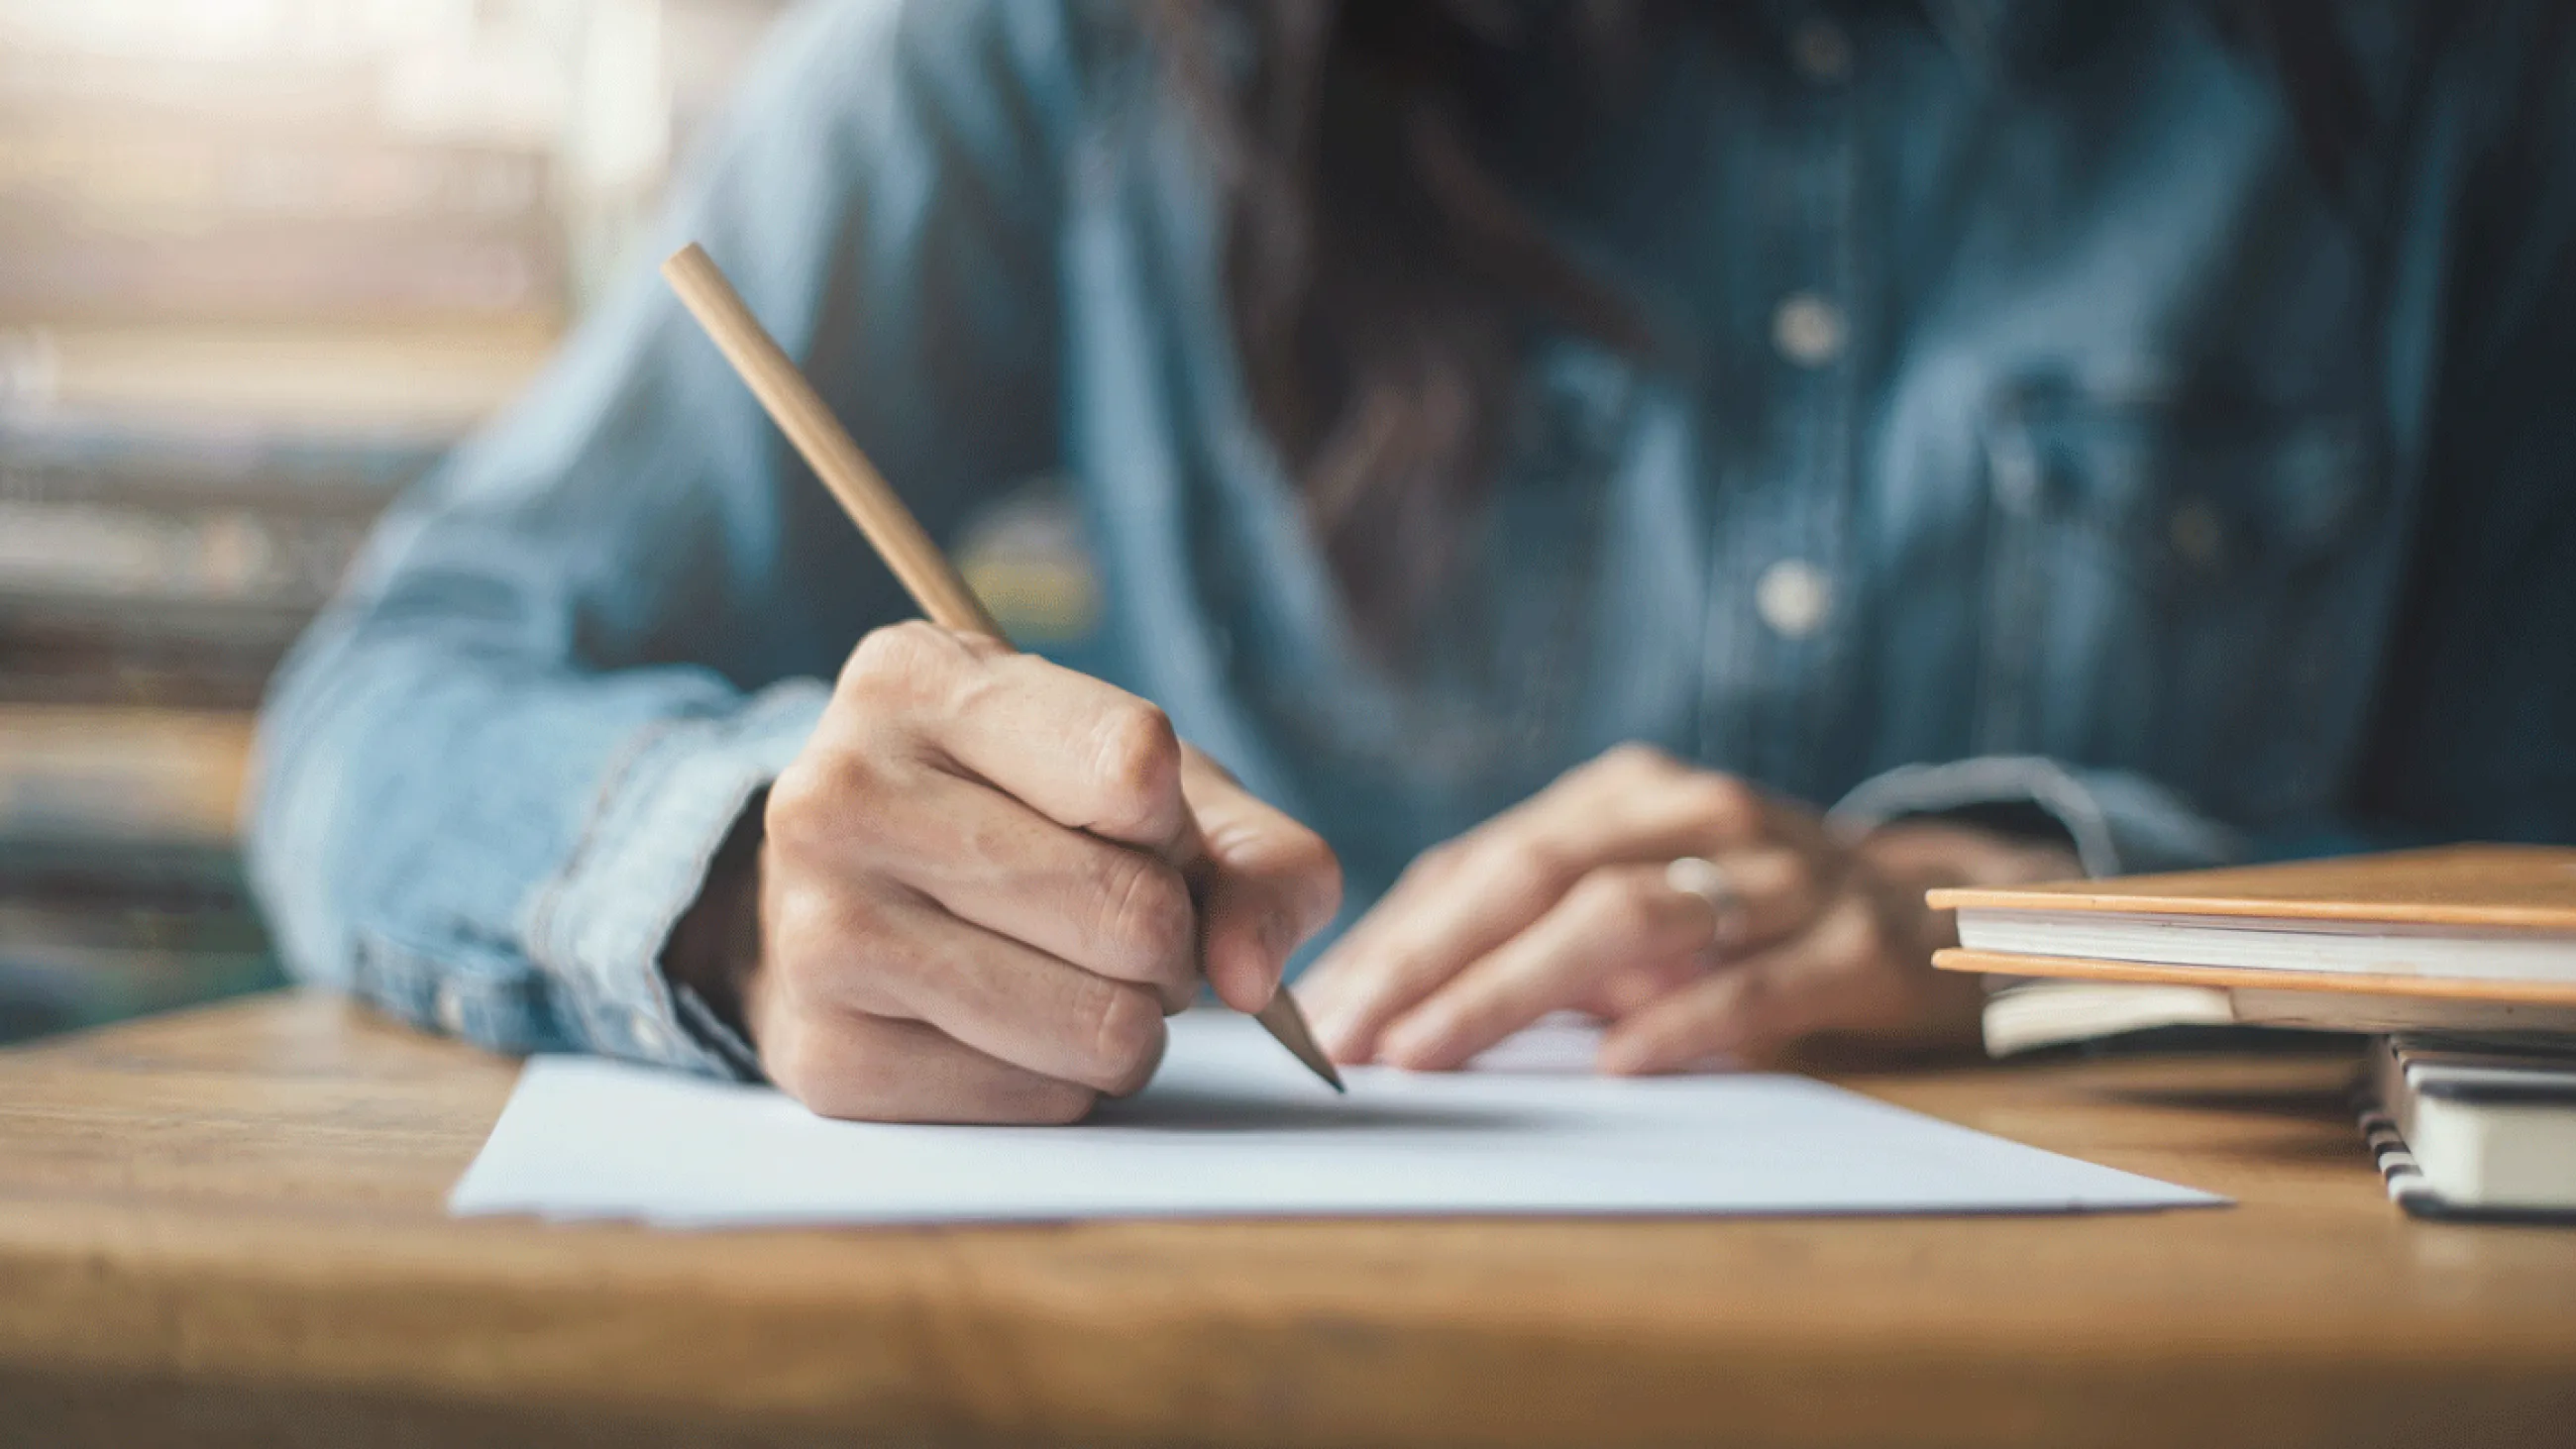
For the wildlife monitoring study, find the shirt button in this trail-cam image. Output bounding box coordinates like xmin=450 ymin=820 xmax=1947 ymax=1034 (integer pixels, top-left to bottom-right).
xmin=1790 ymin=18 xmax=1853 ymax=83
xmin=632 ymin=1013 xmax=671 ymax=1056
xmin=1755 ymin=560 xmax=1833 ymax=639
xmin=2168 ymin=498 xmax=2227 ymax=568
xmin=1771 ymin=293 xmax=1845 ymax=367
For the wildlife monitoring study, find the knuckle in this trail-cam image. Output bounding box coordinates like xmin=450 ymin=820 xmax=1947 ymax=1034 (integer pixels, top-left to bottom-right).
xmin=1490 ymin=838 xmax=1571 ymax=904
xmin=762 ymin=758 xmax=835 ymax=847
xmin=1581 ymin=870 xmax=1658 ymax=935
xmin=1086 ymin=702 xmax=1182 ymax=835
xmin=1296 ymin=830 xmax=1347 ymax=921
xmin=1085 ymin=983 xmax=1169 ymax=1094
xmin=1403 ymin=841 xmax=1459 ymax=885
xmin=763 ymin=887 xmax=840 ymax=976
xmin=1601 ymin=741 xmax=1678 ymax=778
xmin=1376 ymin=935 xmax=1449 ymax=994
xmin=1563 ymin=866 xmax=1623 ymax=914
xmin=1676 ymin=772 xmax=1759 ymax=830
xmin=767 ymin=748 xmax=897 ymax=856
xmin=772 ymin=887 xmax=897 ymax=996
xmin=1096 ymin=852 xmax=1195 ymax=977
xmin=840 ymin=620 xmax=957 ymax=705
xmin=1255 ymin=820 xmax=1344 ymax=925
xmin=1825 ymin=897 xmax=1887 ymax=961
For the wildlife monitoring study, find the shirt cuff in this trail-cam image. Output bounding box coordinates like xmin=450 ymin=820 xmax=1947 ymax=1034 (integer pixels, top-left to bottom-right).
xmin=1825 ymin=755 xmax=2241 ymax=878
xmin=520 ymin=678 xmax=826 ymax=1077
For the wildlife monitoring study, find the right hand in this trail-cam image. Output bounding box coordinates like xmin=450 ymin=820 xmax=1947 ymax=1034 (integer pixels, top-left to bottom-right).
xmin=686 ymin=621 xmax=1341 ymax=1124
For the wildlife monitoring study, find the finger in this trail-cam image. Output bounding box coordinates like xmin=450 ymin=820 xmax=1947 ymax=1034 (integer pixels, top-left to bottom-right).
xmin=1187 ymin=755 xmax=1343 ymax=1014
xmin=1523 ymin=743 xmax=1786 ymax=861
xmin=1581 ymin=954 xmax=1710 ymax=1019
xmin=873 ymin=772 xmax=1199 ymax=1010
xmin=1304 ymin=762 xmax=1776 ymax=1062
xmin=764 ymin=1008 xmax=1099 ymax=1124
xmin=1595 ymin=901 xmax=1885 ymax=1075
xmin=1373 ymin=864 xmax=1713 ymax=1071
xmin=838 ymin=621 xmax=1191 ymax=852
xmin=1682 ymin=846 xmax=1830 ymax=957
xmin=1291 ymin=842 xmax=1470 ymax=1029
xmin=769 ymin=883 xmax=1171 ymax=1095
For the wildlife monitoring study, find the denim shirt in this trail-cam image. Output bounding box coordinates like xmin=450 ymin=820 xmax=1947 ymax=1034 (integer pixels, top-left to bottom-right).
xmin=250 ymin=0 xmax=2576 ymax=1075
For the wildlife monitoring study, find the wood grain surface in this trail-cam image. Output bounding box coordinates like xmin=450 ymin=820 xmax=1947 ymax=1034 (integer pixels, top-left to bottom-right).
xmin=2 ymin=991 xmax=2573 ymax=1449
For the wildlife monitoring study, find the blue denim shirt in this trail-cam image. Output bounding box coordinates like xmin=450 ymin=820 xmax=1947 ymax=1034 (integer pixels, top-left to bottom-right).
xmin=250 ymin=0 xmax=2576 ymax=1075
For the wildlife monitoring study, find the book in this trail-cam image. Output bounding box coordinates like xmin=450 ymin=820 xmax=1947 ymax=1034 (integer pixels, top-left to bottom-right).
xmin=0 ymin=122 xmax=553 ymax=232
xmin=1929 ymin=845 xmax=2576 ymax=1007
xmin=0 ymin=835 xmax=279 ymax=1043
xmin=1980 ymin=976 xmax=2576 ymax=1058
xmin=0 ymin=498 xmax=373 ymax=608
xmin=0 ymin=409 xmax=450 ymax=707
xmin=0 ymin=228 xmax=563 ymax=325
xmin=1 ymin=320 xmax=556 ymax=439
xmin=0 ymin=705 xmax=254 ymax=845
xmin=1 ymin=414 xmax=444 ymax=509
xmin=2362 ymin=1035 xmax=2576 ymax=1218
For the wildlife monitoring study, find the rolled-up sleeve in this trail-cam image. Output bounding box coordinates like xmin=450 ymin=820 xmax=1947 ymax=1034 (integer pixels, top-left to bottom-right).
xmin=248 ymin=0 xmax=1084 ymax=1073
xmin=1827 ymin=756 xmax=2242 ymax=877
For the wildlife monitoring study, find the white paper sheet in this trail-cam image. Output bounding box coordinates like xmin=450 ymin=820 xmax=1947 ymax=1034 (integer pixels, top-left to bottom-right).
xmin=449 ymin=1011 xmax=2223 ymax=1227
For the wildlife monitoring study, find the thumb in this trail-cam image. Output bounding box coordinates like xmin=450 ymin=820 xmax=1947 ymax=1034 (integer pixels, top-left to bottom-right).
xmin=1180 ymin=751 xmax=1342 ymax=1013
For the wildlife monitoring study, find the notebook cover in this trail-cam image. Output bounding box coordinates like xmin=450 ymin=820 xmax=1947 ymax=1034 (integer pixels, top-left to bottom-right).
xmin=1927 ymin=844 xmax=2576 ymax=930
xmin=2355 ymin=1090 xmax=2576 ymax=1224
xmin=1931 ymin=948 xmax=2576 ymax=1005
xmin=2391 ymin=1039 xmax=2576 ymax=1105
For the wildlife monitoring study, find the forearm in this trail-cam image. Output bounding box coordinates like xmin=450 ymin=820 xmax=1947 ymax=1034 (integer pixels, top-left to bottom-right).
xmin=251 ymin=612 xmax=823 ymax=1072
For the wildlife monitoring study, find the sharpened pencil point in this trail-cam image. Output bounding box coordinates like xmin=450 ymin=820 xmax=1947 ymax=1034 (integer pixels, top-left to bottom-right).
xmin=1253 ymin=989 xmax=1345 ymax=1092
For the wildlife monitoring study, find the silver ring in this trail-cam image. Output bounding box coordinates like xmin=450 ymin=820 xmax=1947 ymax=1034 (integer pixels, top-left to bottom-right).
xmin=1665 ymin=856 xmax=1741 ymax=950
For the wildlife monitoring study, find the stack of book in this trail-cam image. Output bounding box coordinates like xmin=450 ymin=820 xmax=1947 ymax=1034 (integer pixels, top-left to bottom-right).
xmin=0 ymin=0 xmax=782 ymax=1039
xmin=1932 ymin=845 xmax=2576 ymax=1219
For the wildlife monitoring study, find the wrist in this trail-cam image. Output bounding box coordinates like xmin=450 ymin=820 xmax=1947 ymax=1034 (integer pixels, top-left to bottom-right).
xmin=663 ymin=792 xmax=768 ymax=1041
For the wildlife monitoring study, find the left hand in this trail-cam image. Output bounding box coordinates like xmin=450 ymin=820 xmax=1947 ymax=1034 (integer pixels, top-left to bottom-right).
xmin=1296 ymin=745 xmax=2079 ymax=1075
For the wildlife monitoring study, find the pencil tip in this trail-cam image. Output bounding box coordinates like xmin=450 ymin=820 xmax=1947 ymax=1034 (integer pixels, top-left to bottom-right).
xmin=1251 ymin=989 xmax=1346 ymax=1093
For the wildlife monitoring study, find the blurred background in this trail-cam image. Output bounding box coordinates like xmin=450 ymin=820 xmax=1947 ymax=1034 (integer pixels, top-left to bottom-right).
xmin=0 ymin=0 xmax=1102 ymax=1042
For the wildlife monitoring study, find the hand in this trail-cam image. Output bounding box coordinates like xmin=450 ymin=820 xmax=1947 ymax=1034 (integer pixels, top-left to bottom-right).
xmin=671 ymin=622 xmax=1341 ymax=1123
xmin=1296 ymin=745 xmax=2077 ymax=1075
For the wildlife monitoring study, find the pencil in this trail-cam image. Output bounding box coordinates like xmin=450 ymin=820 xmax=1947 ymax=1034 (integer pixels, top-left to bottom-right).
xmin=661 ymin=242 xmax=1345 ymax=1094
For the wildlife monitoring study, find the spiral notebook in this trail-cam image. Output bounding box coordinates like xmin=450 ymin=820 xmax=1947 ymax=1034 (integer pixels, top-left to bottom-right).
xmin=2360 ymin=1034 xmax=2576 ymax=1220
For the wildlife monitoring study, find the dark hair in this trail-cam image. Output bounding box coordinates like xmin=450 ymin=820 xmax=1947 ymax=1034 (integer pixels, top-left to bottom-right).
xmin=1152 ymin=1 xmax=2444 ymax=651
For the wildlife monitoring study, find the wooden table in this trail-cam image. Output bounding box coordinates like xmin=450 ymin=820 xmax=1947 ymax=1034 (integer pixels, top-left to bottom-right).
xmin=1 ymin=992 xmax=2570 ymax=1449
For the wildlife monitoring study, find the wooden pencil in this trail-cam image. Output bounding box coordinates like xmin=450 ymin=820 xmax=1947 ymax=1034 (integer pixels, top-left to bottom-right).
xmin=661 ymin=242 xmax=1344 ymax=1094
